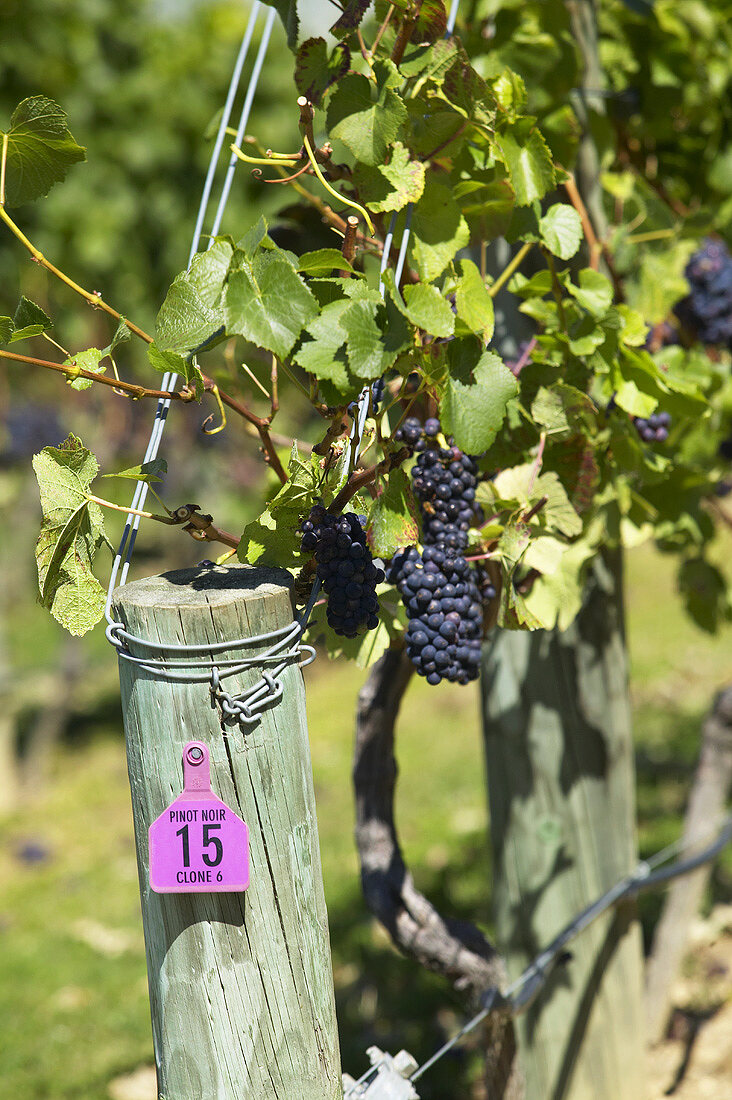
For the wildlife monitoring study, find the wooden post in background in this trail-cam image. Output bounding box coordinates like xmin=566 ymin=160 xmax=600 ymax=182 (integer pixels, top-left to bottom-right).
xmin=113 ymin=564 xmax=342 ymax=1100
xmin=480 ymin=552 xmax=646 ymax=1100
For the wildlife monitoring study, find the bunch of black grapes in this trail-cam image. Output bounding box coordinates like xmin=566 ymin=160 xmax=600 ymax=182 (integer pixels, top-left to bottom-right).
xmin=389 ymin=545 xmax=483 ymax=685
xmin=675 ymin=238 xmax=732 ymax=350
xmin=387 ymin=416 xmax=489 ymax=685
xmin=633 ymin=410 xmax=671 ymax=443
xmin=300 ymin=506 xmax=384 ymax=638
xmin=393 ymin=415 xmax=441 ymax=451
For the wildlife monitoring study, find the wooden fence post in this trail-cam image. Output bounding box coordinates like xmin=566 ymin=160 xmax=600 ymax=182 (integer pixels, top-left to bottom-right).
xmin=112 ymin=564 xmax=342 ymax=1100
xmin=480 ymin=551 xmax=646 ymax=1100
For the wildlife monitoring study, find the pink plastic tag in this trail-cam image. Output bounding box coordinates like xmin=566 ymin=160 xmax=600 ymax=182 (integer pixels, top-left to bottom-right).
xmin=148 ymin=741 xmax=250 ymax=894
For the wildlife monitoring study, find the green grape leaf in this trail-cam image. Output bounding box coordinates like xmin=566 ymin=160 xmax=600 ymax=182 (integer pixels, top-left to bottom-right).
xmin=539 ymin=203 xmax=583 ymax=260
xmin=188 ymin=239 xmax=232 ymax=310
xmin=524 ymin=537 xmax=597 ymax=631
xmin=495 ymin=122 xmax=555 ymax=206
xmin=330 ymin=0 xmax=371 ymax=39
xmin=295 ymin=38 xmax=350 ymax=104
xmin=0 ymin=96 xmax=86 ymax=207
xmin=225 ymin=252 xmax=318 ymax=360
xmin=326 ymin=64 xmax=407 ymax=166
xmin=64 ymin=347 xmax=105 ymax=392
xmin=261 ymin=0 xmax=299 ymax=49
xmin=411 ymin=0 xmax=448 ymax=43
xmin=340 ymin=299 xmax=400 ymax=380
xmin=441 ymin=341 xmax=517 ymax=453
xmin=455 ymin=259 xmax=494 ymax=342
xmin=294 ymin=303 xmax=350 ymax=390
xmin=531 ymin=384 xmax=596 ymax=438
xmin=32 ymin=434 xmax=106 ymax=636
xmin=367 ymin=469 xmax=420 ymax=558
xmin=10 ymin=296 xmax=54 ymax=341
xmin=305 ymin=599 xmax=393 ymax=669
xmin=566 ymin=269 xmax=614 ymax=316
xmin=0 ymin=317 xmax=13 ymax=343
xmin=147 ymin=343 xmax=203 ymax=390
xmin=155 ymin=273 xmax=224 ymax=356
xmin=103 ymin=459 xmax=168 ymax=485
xmin=410 ymin=178 xmax=469 ymax=281
xmin=298 ymin=249 xmax=354 ymax=276
xmin=103 ymin=318 xmax=131 ymax=357
xmin=499 ymin=581 xmax=544 ymax=630
xmin=238 ymin=444 xmax=318 ymax=565
xmin=625 ymin=244 xmax=694 ymax=324
xmin=385 ymin=271 xmax=454 ymax=337
xmin=354 ymin=142 xmax=426 ymax=213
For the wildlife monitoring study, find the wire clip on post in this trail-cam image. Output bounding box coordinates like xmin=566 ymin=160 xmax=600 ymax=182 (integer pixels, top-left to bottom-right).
xmin=343 ymin=1048 xmax=420 ymax=1099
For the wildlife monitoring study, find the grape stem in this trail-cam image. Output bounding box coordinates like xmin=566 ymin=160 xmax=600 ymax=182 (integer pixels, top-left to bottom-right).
xmin=0 ymin=347 xmax=188 ymax=401
xmin=0 ymin=207 xmax=287 ymax=481
xmin=488 ymin=242 xmax=532 ymax=298
xmin=527 ymin=431 xmax=547 ymax=495
xmin=329 ymin=446 xmax=410 ymax=514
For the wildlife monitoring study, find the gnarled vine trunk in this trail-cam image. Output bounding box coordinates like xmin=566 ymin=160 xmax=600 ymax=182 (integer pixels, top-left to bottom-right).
xmin=354 ymin=646 xmax=523 ymax=1099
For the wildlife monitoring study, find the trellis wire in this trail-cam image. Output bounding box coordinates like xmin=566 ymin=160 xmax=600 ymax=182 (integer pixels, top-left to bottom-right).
xmin=105 ymin=1 xmax=269 ymax=616
xmin=103 ymin=3 xmax=322 ymax=726
xmin=343 ymin=810 xmax=732 ymax=1095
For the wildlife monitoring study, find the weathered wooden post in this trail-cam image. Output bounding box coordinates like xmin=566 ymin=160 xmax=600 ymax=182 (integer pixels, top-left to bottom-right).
xmin=480 ymin=552 xmax=646 ymax=1099
xmin=112 ymin=563 xmax=342 ymax=1100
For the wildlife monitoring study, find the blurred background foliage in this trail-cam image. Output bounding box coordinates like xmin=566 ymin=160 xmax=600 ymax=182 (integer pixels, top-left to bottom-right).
xmin=0 ymin=1 xmax=731 ymax=1098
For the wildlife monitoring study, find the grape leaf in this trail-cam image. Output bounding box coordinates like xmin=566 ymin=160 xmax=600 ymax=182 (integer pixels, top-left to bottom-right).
xmin=155 ymin=273 xmax=224 ymax=356
xmin=238 ymin=444 xmax=318 ymax=565
xmin=566 ymin=269 xmax=613 ymax=316
xmin=455 ymin=259 xmax=494 ymax=342
xmin=354 ymin=142 xmax=426 ymax=213
xmin=0 ymin=317 xmax=13 ymax=343
xmin=495 ymin=122 xmax=555 ymax=206
xmin=294 ymin=303 xmax=351 ymax=390
xmin=147 ymin=343 xmax=203 ymax=391
xmin=441 ymin=340 xmax=517 ymax=453
xmin=32 ymin=435 xmax=106 ymax=636
xmin=103 ymin=459 xmax=167 ymax=484
xmin=65 ymin=347 xmax=105 ymax=392
xmin=11 ymin=296 xmax=54 ymax=341
xmin=367 ymin=469 xmax=420 ymax=558
xmin=295 ymin=38 xmax=350 ymax=104
xmin=298 ymin=249 xmax=355 ymax=276
xmin=525 ymin=538 xmax=597 ymax=631
xmin=340 ymin=299 xmax=400 ymax=380
xmin=330 ymin=0 xmax=371 ymax=39
xmin=410 ymin=0 xmax=448 ymax=43
xmin=225 ymin=252 xmax=318 ymax=360
xmin=410 ymin=178 xmax=469 ymax=281
xmin=103 ymin=319 xmax=131 ymax=357
xmin=385 ymin=271 xmax=454 ymax=337
xmin=0 ymin=96 xmax=86 ymax=207
xmin=539 ymin=203 xmax=583 ymax=260
xmin=261 ymin=0 xmax=299 ymax=49
xmin=326 ymin=64 xmax=407 ymax=167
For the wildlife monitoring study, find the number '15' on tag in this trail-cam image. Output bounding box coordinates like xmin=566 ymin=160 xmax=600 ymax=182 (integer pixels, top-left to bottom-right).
xmin=148 ymin=741 xmax=250 ymax=894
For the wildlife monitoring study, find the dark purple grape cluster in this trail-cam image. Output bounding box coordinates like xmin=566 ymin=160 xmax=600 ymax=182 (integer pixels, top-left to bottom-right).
xmin=393 ymin=415 xmax=441 ymax=452
xmin=633 ymin=411 xmax=671 ymax=443
xmin=389 ymin=545 xmax=482 ymax=685
xmin=674 ymin=238 xmax=732 ymax=349
xmin=412 ymin=446 xmax=479 ymax=553
xmin=371 ymin=378 xmax=386 ymax=412
xmin=300 ymin=506 xmax=384 ymax=638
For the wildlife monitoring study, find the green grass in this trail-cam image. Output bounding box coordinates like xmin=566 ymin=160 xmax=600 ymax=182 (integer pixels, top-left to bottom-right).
xmin=1 ymin=543 xmax=731 ymax=1098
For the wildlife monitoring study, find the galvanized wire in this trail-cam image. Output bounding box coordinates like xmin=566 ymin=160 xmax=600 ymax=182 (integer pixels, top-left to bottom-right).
xmin=402 ymin=811 xmax=732 ymax=1088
